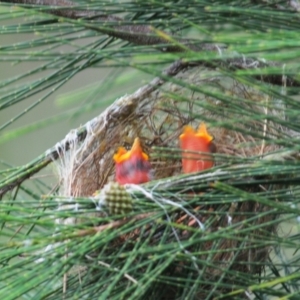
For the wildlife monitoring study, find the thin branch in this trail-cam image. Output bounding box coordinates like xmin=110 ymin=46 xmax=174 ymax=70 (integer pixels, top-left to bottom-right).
xmin=1 ymin=0 xmax=300 ymax=87
xmin=0 ymin=60 xmax=187 ymax=197
xmin=77 ymin=212 xmax=153 ymax=237
xmin=0 ymin=0 xmax=217 ymax=52
xmin=85 ymin=255 xmax=138 ymax=284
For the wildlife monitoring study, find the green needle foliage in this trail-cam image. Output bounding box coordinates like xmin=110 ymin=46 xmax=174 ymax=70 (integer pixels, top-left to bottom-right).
xmin=1 ymin=1 xmax=300 ymax=299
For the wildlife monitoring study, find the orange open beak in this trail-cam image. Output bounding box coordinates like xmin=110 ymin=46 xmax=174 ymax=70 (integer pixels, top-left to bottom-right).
xmin=113 ymin=138 xmax=152 ymax=184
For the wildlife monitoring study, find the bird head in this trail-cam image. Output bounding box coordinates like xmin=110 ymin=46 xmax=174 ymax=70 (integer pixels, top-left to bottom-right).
xmin=113 ymin=138 xmax=152 ymax=185
xmin=180 ymin=123 xmax=216 ymax=173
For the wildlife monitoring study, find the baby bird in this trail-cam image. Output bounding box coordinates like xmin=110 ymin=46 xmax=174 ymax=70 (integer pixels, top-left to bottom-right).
xmin=113 ymin=138 xmax=152 ymax=184
xmin=180 ymin=123 xmax=216 ymax=174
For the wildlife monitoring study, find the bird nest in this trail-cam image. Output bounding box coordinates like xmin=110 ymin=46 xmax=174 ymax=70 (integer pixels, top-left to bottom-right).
xmin=54 ymin=62 xmax=289 ymax=299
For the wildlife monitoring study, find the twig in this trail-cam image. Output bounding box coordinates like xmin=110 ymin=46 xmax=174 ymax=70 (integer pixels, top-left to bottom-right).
xmin=0 ymin=0 xmax=218 ymax=52
xmin=0 ymin=60 xmax=187 ymax=197
xmin=2 ymin=0 xmax=299 ymax=87
xmin=76 ymin=212 xmax=153 ymax=237
xmin=85 ymin=255 xmax=138 ymax=284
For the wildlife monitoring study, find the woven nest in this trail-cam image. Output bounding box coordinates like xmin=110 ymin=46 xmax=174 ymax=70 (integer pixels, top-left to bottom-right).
xmin=55 ymin=63 xmax=288 ymax=298
xmin=57 ymin=65 xmax=283 ymax=196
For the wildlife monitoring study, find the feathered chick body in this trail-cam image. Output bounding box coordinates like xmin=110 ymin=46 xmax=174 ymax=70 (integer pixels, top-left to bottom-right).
xmin=180 ymin=123 xmax=216 ymax=174
xmin=113 ymin=138 xmax=152 ymax=184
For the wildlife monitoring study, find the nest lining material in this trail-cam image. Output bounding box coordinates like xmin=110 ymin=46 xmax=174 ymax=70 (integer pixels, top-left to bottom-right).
xmin=53 ymin=63 xmax=288 ymax=298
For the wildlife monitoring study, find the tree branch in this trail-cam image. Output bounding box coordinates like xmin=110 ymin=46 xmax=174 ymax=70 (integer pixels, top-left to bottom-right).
xmin=1 ymin=0 xmax=300 ymax=87
xmin=0 ymin=0 xmax=218 ymax=52
xmin=0 ymin=60 xmax=187 ymax=197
